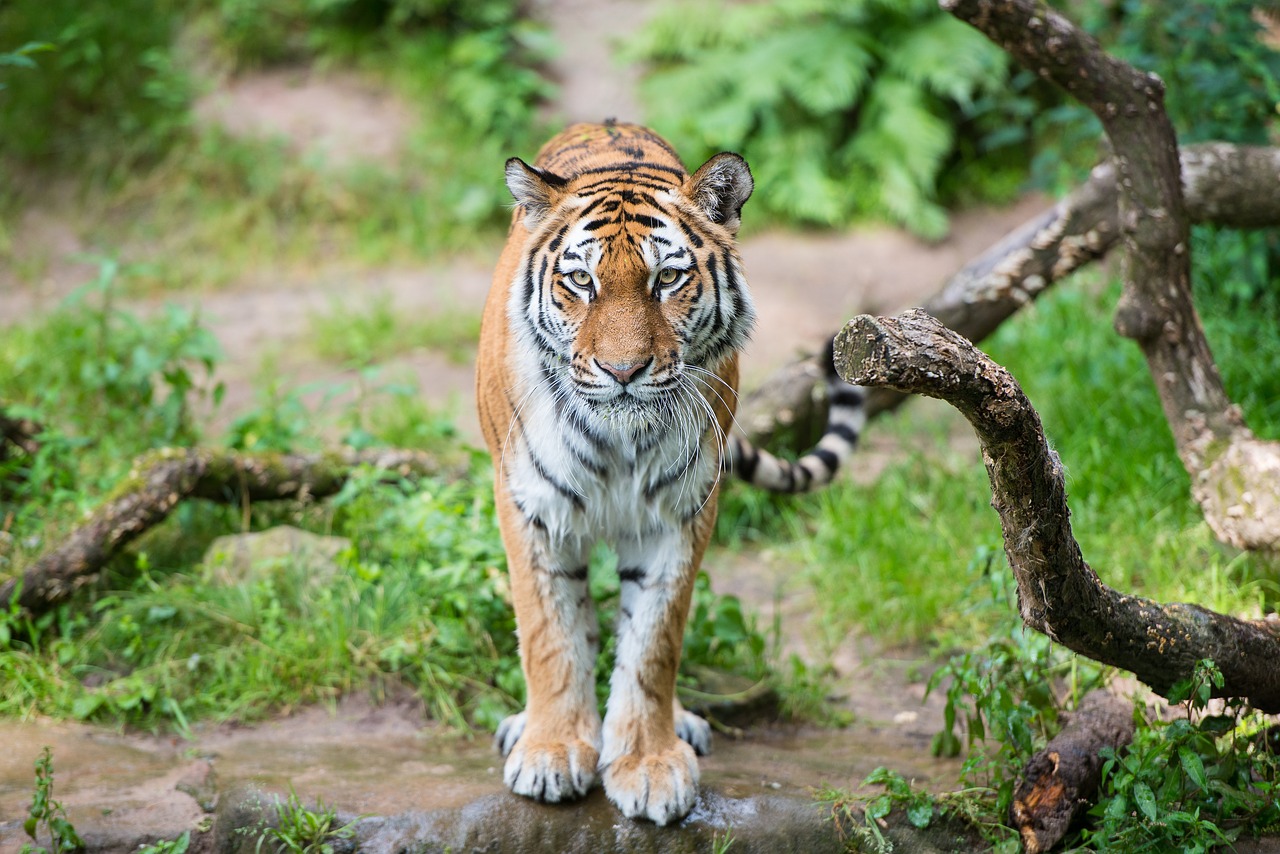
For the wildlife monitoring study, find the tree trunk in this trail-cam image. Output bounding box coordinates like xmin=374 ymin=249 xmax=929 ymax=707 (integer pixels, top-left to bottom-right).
xmin=835 ymin=309 xmax=1280 ymax=712
xmin=941 ymin=0 xmax=1280 ymax=550
xmin=1010 ymin=691 xmax=1136 ymax=854
xmin=0 ymin=447 xmax=452 ymax=615
xmin=739 ymin=142 xmax=1280 ymax=464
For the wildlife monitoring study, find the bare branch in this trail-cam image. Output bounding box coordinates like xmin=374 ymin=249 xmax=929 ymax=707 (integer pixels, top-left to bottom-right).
xmin=835 ymin=310 xmax=1280 ymax=711
xmin=942 ymin=0 xmax=1280 ymax=549
xmin=741 ymin=143 xmax=1280 ymax=455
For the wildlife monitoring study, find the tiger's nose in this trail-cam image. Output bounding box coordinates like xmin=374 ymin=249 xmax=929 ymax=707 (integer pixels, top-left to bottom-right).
xmin=596 ymin=357 xmax=651 ymax=385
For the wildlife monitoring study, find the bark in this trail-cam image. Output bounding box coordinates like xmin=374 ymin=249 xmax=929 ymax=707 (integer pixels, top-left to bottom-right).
xmin=0 ymin=447 xmax=452 ymax=615
xmin=834 ymin=309 xmax=1280 ymax=712
xmin=941 ymin=0 xmax=1280 ymax=549
xmin=739 ymin=143 xmax=1280 ymax=453
xmin=1009 ymin=691 xmax=1136 ymax=854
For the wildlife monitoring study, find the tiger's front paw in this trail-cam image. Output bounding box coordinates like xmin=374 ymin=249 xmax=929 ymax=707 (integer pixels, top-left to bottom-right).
xmin=602 ymin=740 xmax=699 ymax=826
xmin=503 ymin=736 xmax=599 ymax=803
xmin=675 ymin=707 xmax=712 ymax=756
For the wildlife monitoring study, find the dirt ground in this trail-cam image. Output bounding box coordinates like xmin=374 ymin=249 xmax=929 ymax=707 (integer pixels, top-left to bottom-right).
xmin=0 ymin=1 xmax=1059 ymax=846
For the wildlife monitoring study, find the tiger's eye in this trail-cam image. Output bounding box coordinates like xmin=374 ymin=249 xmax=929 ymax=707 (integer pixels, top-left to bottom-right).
xmin=657 ymin=268 xmax=681 ymax=286
xmin=569 ymin=270 xmax=593 ymax=287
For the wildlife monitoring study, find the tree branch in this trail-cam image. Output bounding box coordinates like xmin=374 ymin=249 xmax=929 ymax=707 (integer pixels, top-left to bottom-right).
xmin=941 ymin=0 xmax=1280 ymax=549
xmin=1 ymin=447 xmax=453 ymax=615
xmin=835 ymin=310 xmax=1280 ymax=711
xmin=739 ymin=142 xmax=1280 ymax=456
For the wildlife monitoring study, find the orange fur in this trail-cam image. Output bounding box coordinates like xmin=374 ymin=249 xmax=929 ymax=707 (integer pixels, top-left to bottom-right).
xmin=476 ymin=122 xmax=749 ymax=823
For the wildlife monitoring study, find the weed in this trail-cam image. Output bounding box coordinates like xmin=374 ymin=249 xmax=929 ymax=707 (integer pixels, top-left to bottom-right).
xmin=1082 ymin=661 xmax=1280 ymax=852
xmin=245 ymin=786 xmax=361 ymax=854
xmin=136 ymin=833 xmax=190 ymax=854
xmin=19 ymin=747 xmax=84 ymax=854
xmin=710 ymin=826 xmax=736 ymax=854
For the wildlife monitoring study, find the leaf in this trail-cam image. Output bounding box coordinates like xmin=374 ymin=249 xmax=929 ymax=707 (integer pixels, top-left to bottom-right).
xmin=907 ymin=799 xmax=934 ymax=828
xmin=865 ymin=795 xmax=892 ymax=820
xmin=1134 ymin=781 xmax=1158 ymax=822
xmin=1179 ymin=746 xmax=1208 ymax=790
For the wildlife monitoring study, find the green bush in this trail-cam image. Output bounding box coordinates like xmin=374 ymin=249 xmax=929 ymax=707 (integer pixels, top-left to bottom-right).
xmin=0 ymin=0 xmax=193 ymax=172
xmin=626 ymin=0 xmax=1019 ymax=237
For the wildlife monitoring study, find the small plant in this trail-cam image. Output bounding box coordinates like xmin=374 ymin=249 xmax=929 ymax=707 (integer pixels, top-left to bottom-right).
xmin=19 ymin=747 xmax=84 ymax=854
xmin=136 ymin=833 xmax=190 ymax=854
xmin=1082 ymin=660 xmax=1280 ymax=852
xmin=249 ymin=787 xmax=361 ymax=854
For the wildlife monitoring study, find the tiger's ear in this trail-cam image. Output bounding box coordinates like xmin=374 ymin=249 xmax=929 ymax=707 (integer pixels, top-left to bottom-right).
xmin=505 ymin=158 xmax=567 ymax=228
xmin=685 ymin=152 xmax=753 ymax=233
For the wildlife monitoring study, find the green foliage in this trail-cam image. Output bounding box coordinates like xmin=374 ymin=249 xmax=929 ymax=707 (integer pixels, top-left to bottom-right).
xmin=136 ymin=834 xmax=190 ymax=854
xmin=928 ymin=624 xmax=1106 ymax=820
xmin=201 ymin=0 xmax=553 ymax=144
xmin=627 ymin=0 xmax=1016 ymax=237
xmin=243 ymin=787 xmax=361 ymax=854
xmin=0 ymin=0 xmax=193 ymax=172
xmin=0 ymin=278 xmax=774 ymax=732
xmin=309 ymin=296 xmax=481 ymax=367
xmin=1035 ymin=0 xmax=1280 ymax=299
xmin=1082 ymin=661 xmax=1280 ymax=852
xmin=19 ymin=747 xmax=84 ymax=854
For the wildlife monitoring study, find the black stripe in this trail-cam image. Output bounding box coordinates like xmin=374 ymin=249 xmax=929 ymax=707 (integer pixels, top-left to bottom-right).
xmin=584 ymin=218 xmax=613 ymax=232
xmin=677 ymin=219 xmax=704 ymax=249
xmin=811 ymin=447 xmax=840 ymax=472
xmin=630 ymin=213 xmax=665 ymax=229
xmin=737 ymin=445 xmax=759 ymax=482
xmin=830 ymin=386 xmax=865 ymax=407
xmin=830 ymin=422 xmax=861 ymax=444
xmin=527 ymin=450 xmax=584 ymax=509
xmin=547 ymin=222 xmax=570 ymax=252
xmin=618 ymin=567 xmax=647 ymax=585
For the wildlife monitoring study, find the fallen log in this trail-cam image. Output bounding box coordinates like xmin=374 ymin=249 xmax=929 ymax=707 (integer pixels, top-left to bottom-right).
xmin=1009 ymin=691 xmax=1136 ymax=854
xmin=835 ymin=310 xmax=1280 ymax=711
xmin=0 ymin=446 xmax=453 ymax=615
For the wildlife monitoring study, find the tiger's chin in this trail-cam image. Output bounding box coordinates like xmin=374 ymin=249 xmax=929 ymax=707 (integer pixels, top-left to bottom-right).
xmin=581 ymin=392 xmax=682 ymax=435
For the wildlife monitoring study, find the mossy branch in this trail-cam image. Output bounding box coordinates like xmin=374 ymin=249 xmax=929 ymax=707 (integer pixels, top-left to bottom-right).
xmin=835 ymin=310 xmax=1280 ymax=712
xmin=1 ymin=447 xmax=454 ymax=616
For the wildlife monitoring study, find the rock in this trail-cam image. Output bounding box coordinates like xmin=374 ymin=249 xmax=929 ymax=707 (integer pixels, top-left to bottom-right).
xmin=201 ymin=526 xmax=350 ymax=588
xmin=213 ymin=785 xmax=844 ymax=854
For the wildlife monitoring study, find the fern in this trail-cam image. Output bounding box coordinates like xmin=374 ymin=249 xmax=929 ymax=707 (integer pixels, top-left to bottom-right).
xmin=625 ymin=0 xmax=1015 ymax=237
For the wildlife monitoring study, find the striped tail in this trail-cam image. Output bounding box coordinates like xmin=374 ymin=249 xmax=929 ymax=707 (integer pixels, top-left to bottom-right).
xmin=726 ymin=336 xmax=866 ymax=493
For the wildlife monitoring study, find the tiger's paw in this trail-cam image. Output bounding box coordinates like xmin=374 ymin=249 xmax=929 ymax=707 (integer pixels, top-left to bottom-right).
xmin=503 ymin=735 xmax=599 ymax=803
xmin=602 ymin=740 xmax=699 ymax=826
xmin=494 ymin=711 xmax=527 ymax=757
xmin=675 ymin=708 xmax=712 ymax=756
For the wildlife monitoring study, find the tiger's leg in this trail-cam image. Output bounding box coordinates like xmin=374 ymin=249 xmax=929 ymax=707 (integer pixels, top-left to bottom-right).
xmin=600 ymin=519 xmax=712 ymax=825
xmin=494 ymin=491 xmax=601 ymax=803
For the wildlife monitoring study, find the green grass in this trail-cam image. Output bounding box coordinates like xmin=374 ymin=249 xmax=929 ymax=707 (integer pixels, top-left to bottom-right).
xmin=756 ymin=273 xmax=1280 ymax=654
xmin=1 ymin=4 xmax=552 ymax=295
xmin=309 ymin=295 xmax=481 ymax=367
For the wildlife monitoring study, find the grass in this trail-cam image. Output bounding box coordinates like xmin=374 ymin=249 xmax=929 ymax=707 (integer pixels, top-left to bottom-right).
xmin=1 ymin=7 xmax=551 ymax=296
xmin=308 ymin=295 xmax=481 ymax=367
xmin=0 ymin=271 xmax=771 ymax=732
xmin=735 ymin=272 xmax=1280 ymax=656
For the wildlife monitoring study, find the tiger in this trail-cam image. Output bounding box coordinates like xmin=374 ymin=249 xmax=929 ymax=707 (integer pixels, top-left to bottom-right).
xmin=475 ymin=121 xmax=865 ymax=825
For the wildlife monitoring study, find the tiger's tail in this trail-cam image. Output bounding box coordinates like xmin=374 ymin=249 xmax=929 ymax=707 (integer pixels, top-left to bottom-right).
xmin=725 ymin=335 xmax=866 ymax=493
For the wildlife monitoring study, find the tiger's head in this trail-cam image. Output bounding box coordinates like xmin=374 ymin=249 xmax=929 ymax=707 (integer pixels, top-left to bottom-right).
xmin=505 ymin=151 xmax=757 ymax=431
